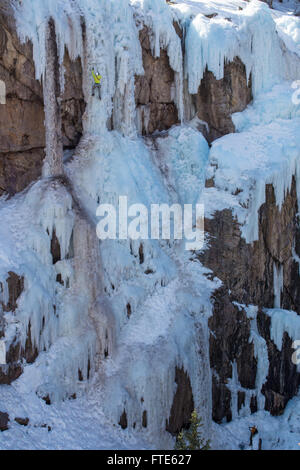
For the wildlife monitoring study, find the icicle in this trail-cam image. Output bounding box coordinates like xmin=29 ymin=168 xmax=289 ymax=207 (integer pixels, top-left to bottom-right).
xmin=183 ymin=1 xmax=300 ymax=98
xmin=273 ymin=263 xmax=283 ymax=309
xmin=265 ymin=308 xmax=300 ymax=372
xmin=292 ymin=243 xmax=300 ymax=276
xmin=43 ymin=18 xmax=64 ymax=177
xmin=227 ymin=362 xmax=239 ymax=421
xmin=245 ymin=305 xmax=268 ymax=411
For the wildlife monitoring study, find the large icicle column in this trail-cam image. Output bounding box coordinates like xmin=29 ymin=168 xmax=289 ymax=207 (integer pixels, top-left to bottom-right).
xmin=43 ymin=18 xmax=63 ymax=177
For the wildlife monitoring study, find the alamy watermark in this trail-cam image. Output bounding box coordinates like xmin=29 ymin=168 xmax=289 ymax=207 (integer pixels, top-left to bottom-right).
xmin=96 ymin=196 xmax=204 ymax=251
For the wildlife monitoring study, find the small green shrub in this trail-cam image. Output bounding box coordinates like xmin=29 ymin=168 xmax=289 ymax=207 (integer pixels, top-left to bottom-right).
xmin=175 ymin=410 xmax=210 ymax=450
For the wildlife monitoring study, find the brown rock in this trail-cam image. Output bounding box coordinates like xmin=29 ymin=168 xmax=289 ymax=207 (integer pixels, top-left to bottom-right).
xmin=0 ymin=271 xmax=38 ymax=384
xmin=61 ymin=49 xmax=85 ymax=149
xmin=250 ymin=395 xmax=258 ymax=414
xmin=135 ymin=25 xmax=251 ymax=141
xmin=0 ymin=149 xmax=45 ymax=196
xmin=202 ymin=178 xmax=300 ymax=420
xmin=0 ymin=411 xmax=9 ymax=431
xmin=0 ymin=7 xmax=85 ymax=196
xmin=212 ymin=374 xmax=232 ymax=423
xmin=23 ymin=322 xmax=39 ymax=364
xmin=166 ymin=367 xmax=194 ymax=435
xmin=51 ymin=229 xmax=61 ymax=264
xmin=0 ymin=10 xmax=45 ymax=196
xmin=202 ymin=180 xmax=299 ymax=308
xmin=41 ymin=395 xmax=51 ymax=406
xmin=258 ymin=312 xmax=300 ymax=415
xmin=0 ymin=97 xmax=45 ymax=154
xmin=142 ymin=410 xmax=147 ymax=428
xmin=2 ymin=271 xmax=24 ymax=312
xmin=135 ymin=26 xmax=179 ymax=135
xmin=0 ymin=362 xmax=22 ymax=385
xmin=0 ymin=271 xmax=24 ymax=383
xmin=194 ymin=57 xmax=252 ymax=142
xmin=209 ymin=289 xmax=257 ymax=390
xmin=209 ymin=288 xmax=257 ymax=422
xmin=15 ymin=417 xmax=29 ymax=426
xmin=119 ymin=409 xmax=128 ymax=429
xmin=0 ymin=336 xmax=22 ymax=384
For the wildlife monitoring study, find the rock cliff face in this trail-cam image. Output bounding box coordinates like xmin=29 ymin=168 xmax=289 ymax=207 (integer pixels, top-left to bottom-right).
xmin=134 ymin=19 xmax=298 ymax=425
xmin=193 ymin=58 xmax=252 ymax=142
xmin=202 ymin=179 xmax=300 ymax=420
xmin=135 ymin=27 xmax=252 ymax=142
xmin=0 ymin=11 xmax=45 ymax=196
xmin=0 ymin=271 xmax=25 ymax=384
xmin=0 ymin=11 xmax=250 ymax=193
xmin=0 ymin=7 xmax=85 ymax=196
xmin=135 ymin=26 xmax=179 ymax=135
xmin=259 ymin=311 xmax=300 ymax=416
xmin=0 ymin=7 xmax=299 ymax=434
xmin=166 ymin=367 xmax=194 ymax=435
xmin=61 ymin=50 xmax=85 ymax=149
xmin=0 ymin=7 xmax=85 ymax=384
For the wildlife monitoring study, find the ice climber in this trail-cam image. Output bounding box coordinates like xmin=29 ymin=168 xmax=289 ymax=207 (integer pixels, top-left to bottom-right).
xmin=92 ymin=68 xmax=102 ymax=99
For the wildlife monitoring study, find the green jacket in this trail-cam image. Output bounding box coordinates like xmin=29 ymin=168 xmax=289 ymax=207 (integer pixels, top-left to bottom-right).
xmin=92 ymin=70 xmax=102 ymax=84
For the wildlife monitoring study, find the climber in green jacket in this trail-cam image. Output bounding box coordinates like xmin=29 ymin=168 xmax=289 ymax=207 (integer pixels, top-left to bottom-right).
xmin=92 ymin=69 xmax=102 ymax=99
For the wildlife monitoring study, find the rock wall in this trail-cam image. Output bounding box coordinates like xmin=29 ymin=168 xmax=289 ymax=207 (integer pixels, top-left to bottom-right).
xmin=135 ymin=26 xmax=179 ymax=135
xmin=0 ymin=7 xmax=85 ymax=196
xmin=1 ymin=7 xmax=298 ymax=433
xmin=0 ymin=271 xmax=25 ymax=384
xmin=135 ymin=27 xmax=252 ymax=142
xmin=166 ymin=367 xmax=194 ymax=435
xmin=0 ymin=182 xmax=76 ymax=385
xmin=0 ymin=7 xmax=85 ymax=383
xmin=0 ymin=10 xmax=45 ymax=196
xmin=0 ymin=10 xmax=250 ymax=193
xmin=61 ymin=50 xmax=85 ymax=149
xmin=133 ymin=24 xmax=254 ymax=431
xmin=193 ymin=58 xmax=252 ymax=142
xmin=202 ymin=179 xmax=300 ymax=420
xmin=258 ymin=311 xmax=300 ymax=416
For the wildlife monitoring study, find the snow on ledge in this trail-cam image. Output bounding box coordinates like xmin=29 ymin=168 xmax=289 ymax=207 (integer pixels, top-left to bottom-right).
xmin=265 ymin=308 xmax=300 ymax=370
xmin=204 ymin=116 xmax=300 ymax=243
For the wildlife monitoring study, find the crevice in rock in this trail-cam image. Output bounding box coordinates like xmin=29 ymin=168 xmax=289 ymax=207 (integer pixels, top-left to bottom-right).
xmin=119 ymin=409 xmax=128 ymax=430
xmin=166 ymin=366 xmax=194 ymax=435
xmin=51 ymin=229 xmax=61 ymax=264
